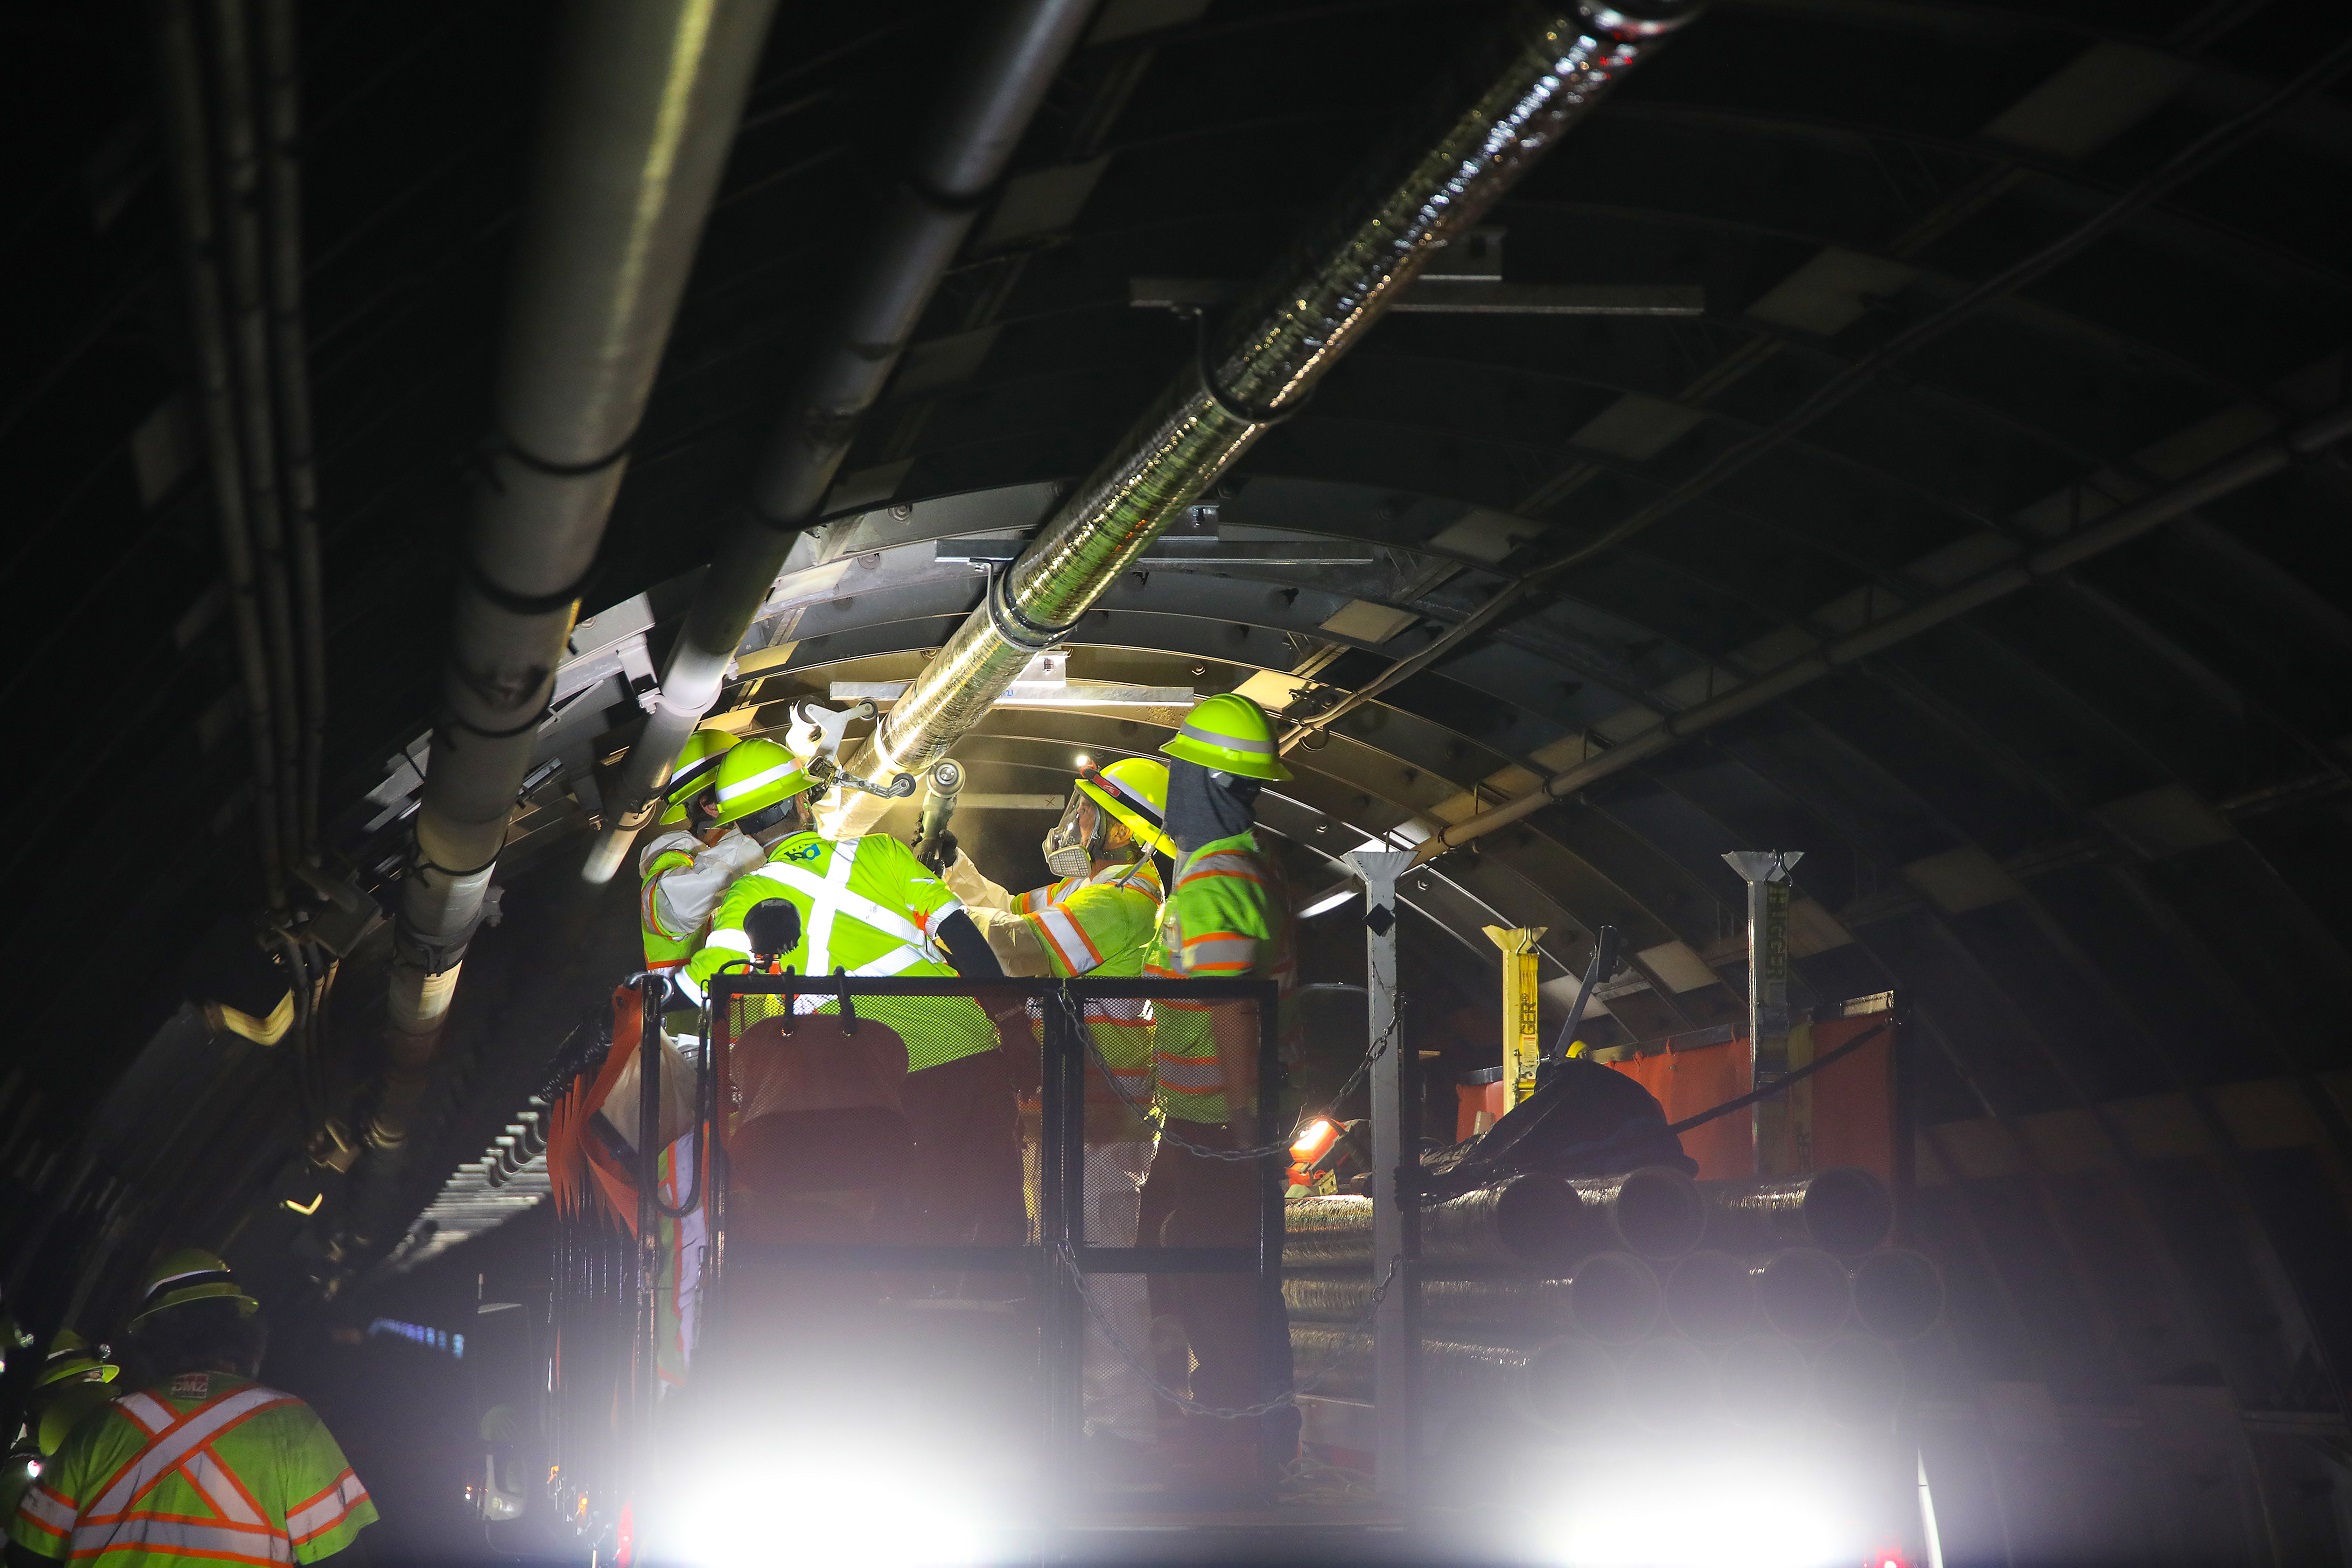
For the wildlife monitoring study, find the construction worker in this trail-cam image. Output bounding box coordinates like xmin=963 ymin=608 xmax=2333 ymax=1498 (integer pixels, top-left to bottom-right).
xmin=636 ymin=729 xmax=766 ymax=994
xmin=1 ymin=1334 xmax=119 ymax=1524
xmin=929 ymin=757 xmax=1172 ymax=1457
xmin=678 ymin=744 xmax=1022 ymax=1247
xmin=9 ymin=1251 xmax=375 ymax=1566
xmin=1139 ymin=693 xmax=1301 ymax=1497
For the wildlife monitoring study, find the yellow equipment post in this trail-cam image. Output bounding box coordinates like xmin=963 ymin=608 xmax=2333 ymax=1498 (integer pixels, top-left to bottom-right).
xmin=1483 ymin=926 xmax=1547 ymax=1113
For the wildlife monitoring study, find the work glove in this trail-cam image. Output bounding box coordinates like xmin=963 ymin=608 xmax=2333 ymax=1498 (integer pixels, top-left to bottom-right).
xmin=915 ymin=828 xmax=958 ymax=875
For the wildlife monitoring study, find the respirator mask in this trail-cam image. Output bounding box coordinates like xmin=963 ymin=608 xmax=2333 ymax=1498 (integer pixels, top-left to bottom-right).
xmin=1042 ymin=789 xmax=1111 ymax=879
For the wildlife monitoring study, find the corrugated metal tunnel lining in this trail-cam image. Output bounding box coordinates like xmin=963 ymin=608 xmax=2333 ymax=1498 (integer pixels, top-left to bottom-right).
xmin=6 ymin=0 xmax=2352 ymax=1561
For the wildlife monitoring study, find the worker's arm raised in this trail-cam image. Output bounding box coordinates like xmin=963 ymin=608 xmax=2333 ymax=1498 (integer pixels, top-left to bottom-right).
xmin=938 ymin=846 xmax=1017 ymax=912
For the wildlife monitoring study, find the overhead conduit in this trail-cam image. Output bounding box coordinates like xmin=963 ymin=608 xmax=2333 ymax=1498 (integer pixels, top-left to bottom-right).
xmin=580 ymin=0 xmax=1102 ymax=886
xmin=368 ymin=0 xmax=779 ymax=1158
xmin=828 ymin=0 xmax=1704 ymax=833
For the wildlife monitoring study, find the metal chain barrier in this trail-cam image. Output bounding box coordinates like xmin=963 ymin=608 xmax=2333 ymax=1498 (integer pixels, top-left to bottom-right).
xmin=1044 ymin=988 xmax=1396 ymax=1164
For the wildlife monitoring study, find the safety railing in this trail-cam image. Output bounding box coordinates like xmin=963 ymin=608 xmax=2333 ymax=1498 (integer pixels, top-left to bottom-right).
xmin=647 ymin=969 xmax=1287 ymax=1490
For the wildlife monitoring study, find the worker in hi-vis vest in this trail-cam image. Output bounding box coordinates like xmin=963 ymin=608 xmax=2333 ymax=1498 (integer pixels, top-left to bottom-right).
xmin=928 ymin=756 xmax=1172 ymax=1456
xmin=9 ymin=1251 xmax=374 ymax=1567
xmin=1140 ymin=694 xmax=1301 ymax=1497
xmin=678 ymin=743 xmax=1023 ymax=1246
xmin=1 ymin=1333 xmax=119 ymax=1526
xmin=636 ymin=730 xmax=769 ymax=993
xmin=630 ymin=732 xmax=793 ymax=1385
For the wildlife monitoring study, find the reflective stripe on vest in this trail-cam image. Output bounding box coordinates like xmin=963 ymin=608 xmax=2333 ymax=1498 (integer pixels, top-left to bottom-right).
xmin=739 ymin=839 xmax=932 ymax=970
xmin=85 ymin=1386 xmax=295 ymax=1520
xmin=286 ymin=1472 xmax=369 ymax=1547
xmin=17 ymin=1484 xmax=74 ymax=1538
xmin=66 ymin=1384 xmax=305 ymax=1564
xmin=77 ymin=1516 xmax=293 ymax=1565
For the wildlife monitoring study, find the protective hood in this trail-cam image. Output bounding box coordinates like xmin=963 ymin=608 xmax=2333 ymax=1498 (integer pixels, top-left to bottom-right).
xmin=1165 ymin=758 xmax=1259 ymax=854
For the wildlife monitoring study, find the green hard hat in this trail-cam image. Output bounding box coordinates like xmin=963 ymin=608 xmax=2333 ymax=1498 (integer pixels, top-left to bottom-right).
xmin=129 ymin=1248 xmax=259 ymax=1329
xmin=1162 ymin=693 xmax=1291 ymax=781
xmin=36 ymin=1330 xmax=116 ymax=1391
xmin=659 ymin=730 xmax=738 ymax=827
xmin=709 ymin=738 xmax=812 ymax=827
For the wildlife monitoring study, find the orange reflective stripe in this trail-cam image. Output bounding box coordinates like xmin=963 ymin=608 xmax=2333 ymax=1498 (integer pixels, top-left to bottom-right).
xmin=20 ymin=1484 xmax=75 ymax=1537
xmin=1026 ymin=905 xmax=1102 ymax=973
xmin=69 ymin=1516 xmax=292 ymax=1565
xmin=183 ymin=1451 xmax=264 ymax=1526
xmin=1154 ymin=1054 xmax=1225 ymax=1091
xmin=116 ymin=1394 xmax=172 ymax=1435
xmin=286 ymin=1472 xmax=368 ymax=1546
xmin=88 ymin=1388 xmax=294 ymax=1521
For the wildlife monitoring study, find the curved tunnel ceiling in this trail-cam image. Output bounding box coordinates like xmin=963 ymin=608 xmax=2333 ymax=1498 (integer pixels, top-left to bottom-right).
xmin=8 ymin=0 xmax=2352 ymax=1436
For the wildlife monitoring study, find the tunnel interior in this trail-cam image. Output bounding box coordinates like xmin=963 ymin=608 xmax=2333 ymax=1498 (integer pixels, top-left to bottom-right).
xmin=6 ymin=0 xmax=2352 ymax=1563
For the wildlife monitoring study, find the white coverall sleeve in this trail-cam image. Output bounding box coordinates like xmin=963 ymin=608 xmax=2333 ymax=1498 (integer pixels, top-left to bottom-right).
xmin=650 ymin=858 xmax=736 ymax=939
xmin=964 ymin=906 xmax=1050 ymax=974
xmin=940 ymin=847 xmax=1020 ymax=913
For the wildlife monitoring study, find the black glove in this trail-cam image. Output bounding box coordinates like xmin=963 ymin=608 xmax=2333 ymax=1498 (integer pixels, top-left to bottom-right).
xmin=915 ymin=828 xmax=958 ymax=875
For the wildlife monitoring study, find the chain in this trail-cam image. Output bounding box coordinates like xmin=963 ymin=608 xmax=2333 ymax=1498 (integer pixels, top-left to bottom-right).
xmin=1046 ymin=988 xmax=1395 ymax=1164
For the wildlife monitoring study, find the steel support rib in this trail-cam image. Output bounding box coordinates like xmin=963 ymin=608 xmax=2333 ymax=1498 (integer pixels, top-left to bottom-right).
xmin=1418 ymin=399 xmax=2352 ymax=862
xmin=369 ymin=0 xmax=778 ymax=1154
xmin=580 ymin=0 xmax=1100 ymax=885
xmin=829 ymin=0 xmax=1703 ymax=833
xmin=1291 ymin=32 xmax=2352 ymax=753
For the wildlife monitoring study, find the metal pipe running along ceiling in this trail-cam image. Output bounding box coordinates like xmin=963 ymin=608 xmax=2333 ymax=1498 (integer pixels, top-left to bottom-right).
xmin=581 ymin=0 xmax=1100 ymax=886
xmin=829 ymin=0 xmax=1703 ymax=834
xmin=1417 ymin=398 xmax=2352 ymax=862
xmin=370 ymin=0 xmax=778 ymax=1153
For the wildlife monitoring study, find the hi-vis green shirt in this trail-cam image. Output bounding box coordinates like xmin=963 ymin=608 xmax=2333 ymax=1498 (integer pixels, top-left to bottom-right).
xmin=679 ymin=830 xmax=997 ymax=1072
xmin=10 ymin=1372 xmax=375 ymax=1566
xmin=1144 ymin=830 xmax=1298 ymax=1125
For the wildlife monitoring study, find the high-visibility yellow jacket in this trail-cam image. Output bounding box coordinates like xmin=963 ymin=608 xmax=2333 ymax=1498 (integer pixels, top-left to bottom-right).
xmin=680 ymin=831 xmax=995 ymax=1072
xmin=947 ymin=853 xmax=1163 ymax=1139
xmin=637 ymin=826 xmax=767 ymax=975
xmin=10 ymin=1372 xmax=375 ymax=1566
xmin=1144 ymin=830 xmax=1299 ymax=1125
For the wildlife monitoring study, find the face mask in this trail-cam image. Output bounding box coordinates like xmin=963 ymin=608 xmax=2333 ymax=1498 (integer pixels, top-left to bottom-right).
xmin=1041 ymin=788 xmax=1102 ymax=879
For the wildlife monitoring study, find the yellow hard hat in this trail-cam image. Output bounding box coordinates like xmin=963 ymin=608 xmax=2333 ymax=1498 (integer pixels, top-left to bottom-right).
xmin=1162 ymin=692 xmax=1290 ymax=781
xmin=709 ymin=737 xmax=813 ymax=827
xmin=1075 ymin=758 xmax=1173 ymax=858
xmin=36 ymin=1330 xmax=115 ymax=1390
xmin=659 ymin=730 xmax=738 ymax=826
xmin=129 ymin=1249 xmax=259 ymax=1328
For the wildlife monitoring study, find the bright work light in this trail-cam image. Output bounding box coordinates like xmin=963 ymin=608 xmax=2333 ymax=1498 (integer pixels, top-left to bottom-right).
xmin=1537 ymin=1456 xmax=1864 ymax=1568
xmin=670 ymin=1455 xmax=988 ymax=1568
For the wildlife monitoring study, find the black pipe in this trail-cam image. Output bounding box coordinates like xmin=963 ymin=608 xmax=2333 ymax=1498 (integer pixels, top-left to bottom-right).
xmin=585 ymin=0 xmax=1101 ymax=881
xmin=153 ymin=0 xmax=286 ymax=910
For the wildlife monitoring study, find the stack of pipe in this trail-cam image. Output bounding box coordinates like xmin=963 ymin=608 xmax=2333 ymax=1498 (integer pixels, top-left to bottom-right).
xmin=1284 ymin=1167 xmax=1944 ymax=1432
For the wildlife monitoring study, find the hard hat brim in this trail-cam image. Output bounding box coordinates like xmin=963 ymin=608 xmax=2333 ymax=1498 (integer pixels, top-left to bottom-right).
xmin=1162 ymin=731 xmax=1292 ymax=782
xmin=1074 ymin=774 xmax=1176 ymax=857
xmin=128 ymin=1281 xmax=261 ymax=1329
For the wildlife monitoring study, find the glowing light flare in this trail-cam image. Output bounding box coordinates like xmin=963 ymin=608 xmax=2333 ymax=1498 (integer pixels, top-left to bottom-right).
xmin=1538 ymin=1462 xmax=1865 ymax=1568
xmin=668 ymin=1456 xmax=990 ymax=1568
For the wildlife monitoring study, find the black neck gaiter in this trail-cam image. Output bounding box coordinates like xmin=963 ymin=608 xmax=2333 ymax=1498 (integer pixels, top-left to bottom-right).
xmin=1165 ymin=758 xmax=1259 ymax=854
